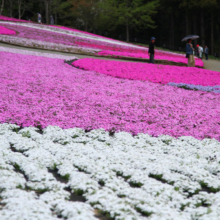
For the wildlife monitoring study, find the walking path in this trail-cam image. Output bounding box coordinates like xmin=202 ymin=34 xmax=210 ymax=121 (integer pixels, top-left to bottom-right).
xmin=0 ymin=42 xmax=142 ymax=63
xmin=203 ymin=59 xmax=220 ymax=72
xmin=1 ymin=42 xmax=220 ymax=71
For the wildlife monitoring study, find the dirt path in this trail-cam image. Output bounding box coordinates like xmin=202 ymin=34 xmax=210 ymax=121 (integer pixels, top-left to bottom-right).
xmin=203 ymin=59 xmax=220 ymax=72
xmin=1 ymin=42 xmax=220 ymax=71
xmin=0 ymin=42 xmax=142 ymax=63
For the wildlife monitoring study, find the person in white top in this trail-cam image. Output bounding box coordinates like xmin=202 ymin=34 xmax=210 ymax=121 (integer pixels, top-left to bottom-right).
xmin=197 ymin=45 xmax=203 ymax=59
xmin=37 ymin=13 xmax=41 ymax=23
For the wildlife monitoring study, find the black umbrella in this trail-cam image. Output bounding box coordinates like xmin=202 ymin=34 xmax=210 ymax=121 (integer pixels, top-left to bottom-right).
xmin=181 ymin=35 xmax=199 ymax=42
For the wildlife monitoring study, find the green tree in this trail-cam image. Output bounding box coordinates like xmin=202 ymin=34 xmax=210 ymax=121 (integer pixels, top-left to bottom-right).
xmin=68 ymin=0 xmax=100 ymax=31
xmin=100 ymin=0 xmax=159 ymax=42
xmin=0 ymin=0 xmax=4 ymax=16
xmin=178 ymin=0 xmax=218 ymax=52
xmin=51 ymin=0 xmax=62 ymax=24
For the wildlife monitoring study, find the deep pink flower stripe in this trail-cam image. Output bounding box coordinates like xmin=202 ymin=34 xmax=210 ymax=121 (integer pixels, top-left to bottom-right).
xmin=0 ymin=15 xmax=32 ymax=23
xmin=0 ymin=25 xmax=16 ymax=35
xmin=72 ymin=58 xmax=219 ymax=86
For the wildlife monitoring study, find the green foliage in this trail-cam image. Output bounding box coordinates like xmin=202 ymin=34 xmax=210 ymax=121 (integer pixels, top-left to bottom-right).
xmin=22 ymin=131 xmax=31 ymax=138
xmin=74 ymin=189 xmax=84 ymax=196
xmin=13 ymin=163 xmax=21 ymax=172
xmin=99 ymin=0 xmax=159 ymax=41
xmin=135 ymin=206 xmax=153 ymax=217
xmin=200 ymin=181 xmax=220 ymax=193
xmin=162 ymin=139 xmax=172 ymax=145
xmin=12 ymin=127 xmax=20 ymax=133
xmin=67 ymin=0 xmax=100 ymax=31
xmin=62 ymin=173 xmax=70 ymax=181
xmin=129 ymin=181 xmax=144 ymax=188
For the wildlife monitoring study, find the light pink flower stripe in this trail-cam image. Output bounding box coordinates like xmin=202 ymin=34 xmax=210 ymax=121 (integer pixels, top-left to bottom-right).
xmin=0 ymin=51 xmax=220 ymax=141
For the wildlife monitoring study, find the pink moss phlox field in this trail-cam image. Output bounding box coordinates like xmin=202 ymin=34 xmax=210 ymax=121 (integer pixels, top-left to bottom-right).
xmin=0 ymin=23 xmax=143 ymax=52
xmin=0 ymin=23 xmax=89 ymax=47
xmin=1 ymin=51 xmax=220 ymax=141
xmin=98 ymin=50 xmax=204 ymax=67
xmin=0 ymin=15 xmax=31 ymax=23
xmin=72 ymin=58 xmax=220 ymax=86
xmin=0 ymin=21 xmax=201 ymax=67
xmin=0 ymin=25 xmax=16 ymax=35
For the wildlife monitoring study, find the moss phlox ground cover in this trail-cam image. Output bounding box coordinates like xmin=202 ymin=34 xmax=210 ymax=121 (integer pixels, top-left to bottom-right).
xmin=1 ymin=124 xmax=220 ymax=219
xmin=0 ymin=16 xmax=220 ymax=220
xmin=73 ymin=58 xmax=219 ymax=86
xmin=0 ymin=25 xmax=16 ymax=35
xmin=0 ymin=50 xmax=220 ymax=141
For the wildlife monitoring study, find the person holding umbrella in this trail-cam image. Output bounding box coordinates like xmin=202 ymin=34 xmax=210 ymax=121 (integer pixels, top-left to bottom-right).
xmin=182 ymin=35 xmax=199 ymax=67
xmin=186 ymin=39 xmax=195 ymax=67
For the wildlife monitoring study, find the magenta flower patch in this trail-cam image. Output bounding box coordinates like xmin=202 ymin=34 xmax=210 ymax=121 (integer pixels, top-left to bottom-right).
xmin=0 ymin=25 xmax=16 ymax=35
xmin=0 ymin=15 xmax=32 ymax=23
xmin=72 ymin=58 xmax=219 ymax=86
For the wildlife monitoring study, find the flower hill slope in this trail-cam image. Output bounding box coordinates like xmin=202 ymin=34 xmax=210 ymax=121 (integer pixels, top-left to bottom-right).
xmin=0 ymin=21 xmax=144 ymax=52
xmin=0 ymin=49 xmax=220 ymax=140
xmin=1 ymin=124 xmax=220 ymax=219
xmin=0 ymin=19 xmax=201 ymax=67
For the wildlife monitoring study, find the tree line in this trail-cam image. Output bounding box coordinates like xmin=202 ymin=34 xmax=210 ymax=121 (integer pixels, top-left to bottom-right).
xmin=0 ymin=0 xmax=220 ymax=55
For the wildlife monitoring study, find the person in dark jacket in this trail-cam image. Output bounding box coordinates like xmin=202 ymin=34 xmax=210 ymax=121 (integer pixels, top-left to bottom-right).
xmin=148 ymin=37 xmax=156 ymax=64
xmin=205 ymin=46 xmax=209 ymax=60
xmin=50 ymin=15 xmax=54 ymax=25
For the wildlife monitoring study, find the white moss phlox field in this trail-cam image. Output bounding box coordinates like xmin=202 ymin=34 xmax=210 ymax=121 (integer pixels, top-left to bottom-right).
xmin=1 ymin=124 xmax=220 ymax=220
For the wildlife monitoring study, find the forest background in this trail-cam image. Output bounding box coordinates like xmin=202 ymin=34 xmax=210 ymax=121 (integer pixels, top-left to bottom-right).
xmin=1 ymin=0 xmax=219 ymax=56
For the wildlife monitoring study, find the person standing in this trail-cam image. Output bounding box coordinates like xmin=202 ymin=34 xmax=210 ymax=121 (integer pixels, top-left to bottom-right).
xmin=50 ymin=15 xmax=54 ymax=25
xmin=197 ymin=44 xmax=203 ymax=59
xmin=205 ymin=46 xmax=209 ymax=60
xmin=148 ymin=37 xmax=156 ymax=64
xmin=37 ymin=13 xmax=41 ymax=23
xmin=186 ymin=39 xmax=195 ymax=67
xmin=195 ymin=45 xmax=199 ymax=57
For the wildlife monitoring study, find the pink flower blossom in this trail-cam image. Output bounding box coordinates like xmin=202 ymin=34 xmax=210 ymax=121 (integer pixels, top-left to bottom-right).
xmin=0 ymin=51 xmax=220 ymax=141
